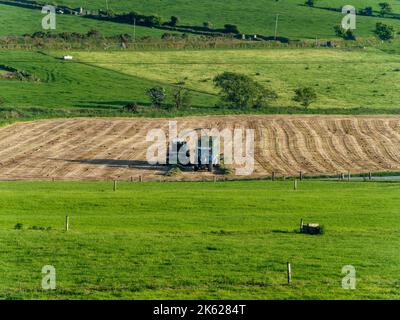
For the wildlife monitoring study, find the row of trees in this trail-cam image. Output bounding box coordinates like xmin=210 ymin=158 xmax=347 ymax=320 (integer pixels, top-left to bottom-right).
xmin=213 ymin=72 xmax=316 ymax=108
xmin=306 ymin=0 xmax=393 ymax=17
xmin=335 ymin=22 xmax=396 ymax=41
xmin=126 ymin=72 xmax=317 ymax=113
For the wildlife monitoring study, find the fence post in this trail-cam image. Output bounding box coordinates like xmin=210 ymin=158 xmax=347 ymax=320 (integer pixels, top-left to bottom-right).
xmin=272 ymin=171 xmax=275 ymax=181
xmin=347 ymin=172 xmax=351 ymax=182
xmin=299 ymin=171 xmax=303 ymax=181
xmin=287 ymin=262 xmax=292 ymax=284
xmin=113 ymin=180 xmax=117 ymax=191
xmin=65 ymin=214 xmax=69 ymax=232
xmin=294 ymin=179 xmax=298 ymax=190
xmin=139 ymin=175 xmax=143 ymax=183
xmin=369 ymin=172 xmax=372 ymax=180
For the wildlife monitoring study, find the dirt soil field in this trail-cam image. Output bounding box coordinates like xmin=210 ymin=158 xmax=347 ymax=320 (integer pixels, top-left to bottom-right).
xmin=0 ymin=115 xmax=399 ymax=181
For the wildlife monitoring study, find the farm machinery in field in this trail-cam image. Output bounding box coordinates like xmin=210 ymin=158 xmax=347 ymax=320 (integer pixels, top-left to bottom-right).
xmin=166 ymin=135 xmax=221 ymax=172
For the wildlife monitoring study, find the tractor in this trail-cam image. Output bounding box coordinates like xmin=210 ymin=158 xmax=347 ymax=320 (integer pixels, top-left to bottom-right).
xmin=194 ymin=135 xmax=220 ymax=172
xmin=166 ymin=138 xmax=191 ymax=166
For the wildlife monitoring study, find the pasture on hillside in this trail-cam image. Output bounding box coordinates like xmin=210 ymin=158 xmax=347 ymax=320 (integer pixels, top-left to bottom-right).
xmin=0 ymin=3 xmax=165 ymax=37
xmin=0 ymin=180 xmax=399 ymax=299
xmin=2 ymin=47 xmax=400 ymax=112
xmin=71 ymin=47 xmax=400 ymax=110
xmin=32 ymin=0 xmax=400 ymax=39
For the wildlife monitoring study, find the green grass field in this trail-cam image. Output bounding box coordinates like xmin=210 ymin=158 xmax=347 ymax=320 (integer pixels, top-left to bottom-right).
xmin=2 ymin=46 xmax=400 ymax=113
xmin=0 ymin=3 xmax=167 ymax=37
xmin=33 ymin=0 xmax=400 ymax=39
xmin=71 ymin=47 xmax=400 ymax=110
xmin=0 ymin=50 xmax=215 ymax=111
xmin=1 ymin=180 xmax=399 ymax=299
xmin=1 ymin=0 xmax=400 ymax=38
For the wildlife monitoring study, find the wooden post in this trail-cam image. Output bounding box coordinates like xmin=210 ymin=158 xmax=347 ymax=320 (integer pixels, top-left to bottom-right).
xmin=113 ymin=180 xmax=117 ymax=191
xmin=369 ymin=172 xmax=372 ymax=180
xmin=294 ymin=179 xmax=298 ymax=190
xmin=287 ymin=262 xmax=292 ymax=284
xmin=272 ymin=171 xmax=275 ymax=181
xmin=130 ymin=176 xmax=133 ymax=182
xmin=347 ymin=171 xmax=351 ymax=182
xmin=213 ymin=176 xmax=217 ymax=183
xmin=65 ymin=215 xmax=69 ymax=231
xmin=299 ymin=171 xmax=303 ymax=181
xmin=139 ymin=175 xmax=143 ymax=183
xmin=341 ymin=173 xmax=345 ymax=181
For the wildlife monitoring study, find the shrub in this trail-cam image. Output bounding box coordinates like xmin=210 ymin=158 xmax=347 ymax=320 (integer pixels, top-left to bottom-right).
xmin=146 ymin=86 xmax=166 ymax=108
xmin=293 ymin=87 xmax=317 ymax=108
xmin=375 ymin=22 xmax=395 ymax=40
xmin=379 ymin=2 xmax=392 ymax=16
xmin=170 ymin=16 xmax=179 ymax=26
xmin=123 ymin=102 xmax=139 ymax=113
xmin=144 ymin=15 xmax=162 ymax=27
xmin=86 ymin=29 xmax=103 ymax=38
xmin=172 ymin=82 xmax=192 ymax=110
xmin=305 ymin=0 xmax=315 ymax=7
xmin=334 ymin=25 xmax=356 ymax=40
xmin=14 ymin=223 xmax=23 ymax=230
xmin=360 ymin=6 xmax=373 ymax=16
xmin=213 ymin=72 xmax=277 ymax=109
xmin=166 ymin=165 xmax=182 ymax=176
xmin=203 ymin=22 xmax=212 ymax=29
xmin=224 ymin=24 xmax=240 ymax=34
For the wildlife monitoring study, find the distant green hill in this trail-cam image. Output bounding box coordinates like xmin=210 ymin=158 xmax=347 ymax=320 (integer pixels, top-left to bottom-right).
xmin=28 ymin=0 xmax=400 ymax=39
xmin=0 ymin=2 xmax=165 ymax=37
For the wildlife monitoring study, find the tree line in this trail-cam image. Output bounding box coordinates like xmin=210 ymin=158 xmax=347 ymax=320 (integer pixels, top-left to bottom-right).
xmin=124 ymin=73 xmax=317 ymax=113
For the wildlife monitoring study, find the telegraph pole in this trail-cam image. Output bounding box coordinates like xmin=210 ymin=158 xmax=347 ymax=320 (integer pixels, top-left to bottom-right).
xmin=274 ymin=14 xmax=279 ymax=40
xmin=133 ymin=18 xmax=136 ymax=42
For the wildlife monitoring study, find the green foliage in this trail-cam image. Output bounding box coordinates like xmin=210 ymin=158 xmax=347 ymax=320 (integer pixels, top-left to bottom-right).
xmin=170 ymin=16 xmax=180 ymax=26
xmin=203 ymin=21 xmax=212 ymax=29
xmin=224 ymin=24 xmax=240 ymax=34
xmin=305 ymin=0 xmax=315 ymax=7
xmin=379 ymin=2 xmax=393 ymax=16
xmin=144 ymin=14 xmax=162 ymax=27
xmin=123 ymin=102 xmax=139 ymax=113
xmin=334 ymin=25 xmax=356 ymax=40
xmin=293 ymin=87 xmax=317 ymax=107
xmin=213 ymin=72 xmax=277 ymax=109
xmin=146 ymin=86 xmax=167 ymax=108
xmin=14 ymin=223 xmax=23 ymax=230
xmin=375 ymin=22 xmax=395 ymax=40
xmin=172 ymin=82 xmax=192 ymax=110
xmin=360 ymin=6 xmax=373 ymax=16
